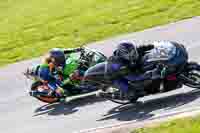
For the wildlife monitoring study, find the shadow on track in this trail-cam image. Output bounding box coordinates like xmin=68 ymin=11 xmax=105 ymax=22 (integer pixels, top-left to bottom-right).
xmin=97 ymin=89 xmax=200 ymax=122
xmin=33 ymin=95 xmax=105 ymax=116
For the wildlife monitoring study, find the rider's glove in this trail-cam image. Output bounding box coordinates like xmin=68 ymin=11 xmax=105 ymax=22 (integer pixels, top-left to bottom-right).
xmin=60 ymin=79 xmax=71 ymax=87
xmin=70 ymin=70 xmax=80 ymax=79
xmin=60 ymin=71 xmax=81 ymax=86
xmin=60 ymin=74 xmax=76 ymax=86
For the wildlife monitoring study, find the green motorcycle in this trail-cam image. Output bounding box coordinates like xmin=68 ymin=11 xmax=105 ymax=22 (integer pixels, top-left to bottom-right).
xmin=24 ymin=47 xmax=107 ymax=103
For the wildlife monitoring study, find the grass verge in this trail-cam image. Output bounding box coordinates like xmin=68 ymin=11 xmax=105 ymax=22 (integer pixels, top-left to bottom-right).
xmin=0 ymin=0 xmax=200 ymax=66
xmin=134 ymin=115 xmax=200 ymax=133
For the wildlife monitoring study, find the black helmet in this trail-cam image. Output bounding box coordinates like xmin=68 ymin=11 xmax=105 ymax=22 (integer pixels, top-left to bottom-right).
xmin=49 ymin=48 xmax=66 ymax=67
xmin=114 ymin=42 xmax=139 ymax=63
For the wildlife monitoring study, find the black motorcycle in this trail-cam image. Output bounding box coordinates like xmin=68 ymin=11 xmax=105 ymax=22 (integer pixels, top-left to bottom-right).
xmin=83 ymin=60 xmax=200 ymax=105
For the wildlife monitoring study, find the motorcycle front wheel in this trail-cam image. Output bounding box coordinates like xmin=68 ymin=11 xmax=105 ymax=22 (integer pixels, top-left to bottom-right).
xmin=179 ymin=62 xmax=200 ymax=88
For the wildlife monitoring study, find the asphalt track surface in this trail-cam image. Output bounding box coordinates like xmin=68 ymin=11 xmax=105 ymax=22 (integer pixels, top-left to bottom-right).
xmin=1 ymin=17 xmax=200 ymax=133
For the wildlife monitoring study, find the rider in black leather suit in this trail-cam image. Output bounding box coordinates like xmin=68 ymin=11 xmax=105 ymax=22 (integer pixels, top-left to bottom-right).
xmin=108 ymin=41 xmax=188 ymax=80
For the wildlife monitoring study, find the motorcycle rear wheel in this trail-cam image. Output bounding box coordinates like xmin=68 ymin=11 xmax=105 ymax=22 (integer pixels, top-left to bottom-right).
xmin=31 ymin=81 xmax=60 ymax=103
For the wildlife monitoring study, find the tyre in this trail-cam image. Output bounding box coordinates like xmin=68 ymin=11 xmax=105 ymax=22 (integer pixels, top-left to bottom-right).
xmin=30 ymin=81 xmax=59 ymax=103
xmin=179 ymin=62 xmax=200 ymax=88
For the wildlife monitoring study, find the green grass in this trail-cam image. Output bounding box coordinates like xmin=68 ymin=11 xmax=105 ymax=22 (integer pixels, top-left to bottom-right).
xmin=134 ymin=115 xmax=200 ymax=133
xmin=0 ymin=0 xmax=200 ymax=66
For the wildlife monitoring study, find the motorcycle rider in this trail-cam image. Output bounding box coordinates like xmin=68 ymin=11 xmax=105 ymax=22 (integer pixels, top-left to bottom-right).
xmin=103 ymin=41 xmax=189 ymax=94
xmin=110 ymin=41 xmax=188 ymax=79
xmin=26 ymin=47 xmax=84 ymax=100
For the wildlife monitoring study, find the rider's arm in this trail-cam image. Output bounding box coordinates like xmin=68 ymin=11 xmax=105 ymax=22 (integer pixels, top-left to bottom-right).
xmin=60 ymin=77 xmax=71 ymax=86
xmin=137 ymin=44 xmax=154 ymax=56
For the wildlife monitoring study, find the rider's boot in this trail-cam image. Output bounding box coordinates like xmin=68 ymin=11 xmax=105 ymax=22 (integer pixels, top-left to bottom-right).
xmin=54 ymin=87 xmax=68 ymax=102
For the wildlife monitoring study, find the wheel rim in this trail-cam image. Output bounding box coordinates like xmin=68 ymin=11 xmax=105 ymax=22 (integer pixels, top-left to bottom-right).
xmin=35 ymin=85 xmax=58 ymax=103
xmin=188 ymin=71 xmax=200 ymax=85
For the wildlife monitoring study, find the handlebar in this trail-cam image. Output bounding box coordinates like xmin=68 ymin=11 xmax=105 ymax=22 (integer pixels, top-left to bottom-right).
xmin=82 ymin=46 xmax=107 ymax=60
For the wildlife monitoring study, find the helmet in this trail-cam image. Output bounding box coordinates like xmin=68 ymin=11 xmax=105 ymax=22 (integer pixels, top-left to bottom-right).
xmin=48 ymin=48 xmax=66 ymax=67
xmin=114 ymin=42 xmax=139 ymax=63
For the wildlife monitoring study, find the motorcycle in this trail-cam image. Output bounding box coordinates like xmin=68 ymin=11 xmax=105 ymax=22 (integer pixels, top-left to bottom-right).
xmin=83 ymin=56 xmax=200 ymax=105
xmin=24 ymin=47 xmax=107 ymax=103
